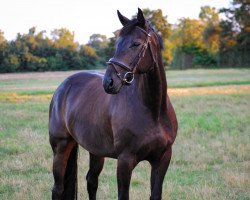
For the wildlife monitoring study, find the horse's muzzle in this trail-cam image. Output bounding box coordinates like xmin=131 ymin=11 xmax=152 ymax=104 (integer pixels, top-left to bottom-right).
xmin=103 ymin=76 xmax=119 ymax=94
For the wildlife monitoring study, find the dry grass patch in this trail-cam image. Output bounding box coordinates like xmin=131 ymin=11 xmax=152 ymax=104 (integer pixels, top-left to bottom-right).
xmin=168 ymin=85 xmax=250 ymax=96
xmin=0 ymin=85 xmax=249 ymax=104
xmin=220 ymin=162 xmax=250 ymax=196
xmin=0 ymin=92 xmax=52 ymax=103
xmin=0 ymin=70 xmax=80 ymax=81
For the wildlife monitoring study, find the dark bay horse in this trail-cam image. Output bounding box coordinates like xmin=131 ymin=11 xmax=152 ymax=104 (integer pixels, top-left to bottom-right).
xmin=49 ymin=8 xmax=178 ymax=200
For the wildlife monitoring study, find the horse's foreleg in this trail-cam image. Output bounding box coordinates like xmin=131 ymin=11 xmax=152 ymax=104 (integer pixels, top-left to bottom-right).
xmin=150 ymin=147 xmax=172 ymax=200
xmin=50 ymin=136 xmax=76 ymax=200
xmin=86 ymin=153 xmax=104 ymax=200
xmin=117 ymin=153 xmax=137 ymax=200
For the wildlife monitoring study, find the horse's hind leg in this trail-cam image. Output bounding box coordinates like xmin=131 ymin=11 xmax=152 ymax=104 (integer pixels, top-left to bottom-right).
xmin=86 ymin=153 xmax=104 ymax=200
xmin=50 ymin=135 xmax=78 ymax=200
xmin=149 ymin=147 xmax=172 ymax=200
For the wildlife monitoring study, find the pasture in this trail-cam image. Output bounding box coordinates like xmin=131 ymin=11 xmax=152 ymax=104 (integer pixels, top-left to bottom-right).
xmin=0 ymin=69 xmax=249 ymax=199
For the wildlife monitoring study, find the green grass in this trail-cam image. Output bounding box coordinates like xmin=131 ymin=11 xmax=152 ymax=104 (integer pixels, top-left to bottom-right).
xmin=166 ymin=68 xmax=250 ymax=88
xmin=0 ymin=69 xmax=249 ymax=199
xmin=0 ymin=69 xmax=250 ymax=95
xmin=0 ymin=93 xmax=249 ymax=199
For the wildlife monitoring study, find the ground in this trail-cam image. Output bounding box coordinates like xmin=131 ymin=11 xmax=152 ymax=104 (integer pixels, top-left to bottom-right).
xmin=0 ymin=69 xmax=249 ymax=199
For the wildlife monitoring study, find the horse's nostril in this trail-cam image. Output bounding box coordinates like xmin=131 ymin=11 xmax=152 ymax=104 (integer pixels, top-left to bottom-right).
xmin=108 ymin=78 xmax=114 ymax=89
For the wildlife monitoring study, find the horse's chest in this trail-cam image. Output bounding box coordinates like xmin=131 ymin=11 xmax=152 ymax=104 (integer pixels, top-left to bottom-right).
xmin=143 ymin=130 xmax=168 ymax=149
xmin=114 ymin=125 xmax=169 ymax=159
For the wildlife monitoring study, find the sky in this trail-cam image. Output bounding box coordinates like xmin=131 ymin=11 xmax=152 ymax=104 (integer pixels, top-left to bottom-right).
xmin=0 ymin=0 xmax=230 ymax=44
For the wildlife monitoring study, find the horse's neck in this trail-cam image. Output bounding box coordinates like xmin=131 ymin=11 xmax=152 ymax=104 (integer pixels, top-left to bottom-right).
xmin=138 ymin=61 xmax=167 ymax=121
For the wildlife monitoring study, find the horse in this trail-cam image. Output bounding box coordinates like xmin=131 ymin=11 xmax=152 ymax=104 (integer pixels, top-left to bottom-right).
xmin=49 ymin=8 xmax=178 ymax=200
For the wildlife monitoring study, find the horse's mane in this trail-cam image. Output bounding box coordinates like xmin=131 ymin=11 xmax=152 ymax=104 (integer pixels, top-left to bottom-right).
xmin=119 ymin=19 xmax=164 ymax=50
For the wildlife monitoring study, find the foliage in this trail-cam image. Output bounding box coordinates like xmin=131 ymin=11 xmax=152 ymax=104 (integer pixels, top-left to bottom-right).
xmin=0 ymin=30 xmax=6 ymax=43
xmin=172 ymin=18 xmax=205 ymax=48
xmin=79 ymin=45 xmax=98 ymax=67
xmin=199 ymin=6 xmax=221 ymax=54
xmin=171 ymin=46 xmax=217 ymax=69
xmin=133 ymin=9 xmax=172 ymax=65
xmin=88 ymin=34 xmax=109 ymax=66
xmin=170 ymin=1 xmax=250 ymax=69
xmin=0 ymin=5 xmax=250 ymax=73
xmin=51 ymin=28 xmax=77 ymax=50
xmin=170 ymin=17 xmax=217 ymax=68
xmin=0 ymin=27 xmax=111 ymax=72
xmin=218 ymin=0 xmax=250 ymax=67
xmin=139 ymin=8 xmax=171 ymax=39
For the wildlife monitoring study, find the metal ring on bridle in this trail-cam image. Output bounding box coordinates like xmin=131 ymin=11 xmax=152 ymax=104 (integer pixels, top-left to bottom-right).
xmin=123 ymin=72 xmax=134 ymax=85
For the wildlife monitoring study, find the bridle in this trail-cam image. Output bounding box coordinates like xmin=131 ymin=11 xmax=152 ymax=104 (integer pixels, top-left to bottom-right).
xmin=106 ymin=26 xmax=157 ymax=85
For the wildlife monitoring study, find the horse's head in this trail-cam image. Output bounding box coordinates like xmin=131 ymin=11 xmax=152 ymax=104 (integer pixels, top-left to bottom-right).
xmin=103 ymin=8 xmax=162 ymax=94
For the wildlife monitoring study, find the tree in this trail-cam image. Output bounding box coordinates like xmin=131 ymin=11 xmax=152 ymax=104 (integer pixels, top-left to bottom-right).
xmin=172 ymin=18 xmax=205 ymax=48
xmin=47 ymin=53 xmax=67 ymax=71
xmin=133 ymin=9 xmax=172 ymax=64
xmin=133 ymin=9 xmax=170 ymax=39
xmin=0 ymin=30 xmax=6 ymax=44
xmin=0 ymin=31 xmax=20 ymax=72
xmin=199 ymin=6 xmax=221 ymax=54
xmin=199 ymin=6 xmax=219 ymax=23
xmin=51 ymin=28 xmax=78 ymax=50
xmin=1 ymin=54 xmax=20 ymax=72
xmin=170 ymin=17 xmax=218 ymax=68
xmin=219 ymin=0 xmax=250 ymax=67
xmin=9 ymin=29 xmax=49 ymax=71
xmin=87 ymin=34 xmax=109 ymax=65
xmin=88 ymin=34 xmax=108 ymax=49
xmin=0 ymin=26 xmax=103 ymax=72
xmin=79 ymin=45 xmax=98 ymax=67
xmin=220 ymin=0 xmax=249 ymax=33
xmin=105 ymin=30 xmax=119 ymax=59
xmin=0 ymin=30 xmax=8 ymax=71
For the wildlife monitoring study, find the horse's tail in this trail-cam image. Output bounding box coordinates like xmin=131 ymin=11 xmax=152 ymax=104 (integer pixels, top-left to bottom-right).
xmin=62 ymin=143 xmax=78 ymax=200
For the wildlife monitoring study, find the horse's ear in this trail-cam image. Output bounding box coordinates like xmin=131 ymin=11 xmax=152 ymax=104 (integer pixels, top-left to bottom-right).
xmin=137 ymin=8 xmax=145 ymax=27
xmin=117 ymin=10 xmax=130 ymax=26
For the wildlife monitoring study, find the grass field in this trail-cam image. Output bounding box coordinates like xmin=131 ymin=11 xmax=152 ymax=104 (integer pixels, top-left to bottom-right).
xmin=0 ymin=69 xmax=249 ymax=199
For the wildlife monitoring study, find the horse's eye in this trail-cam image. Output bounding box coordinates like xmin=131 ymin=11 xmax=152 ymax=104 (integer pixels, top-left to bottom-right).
xmin=129 ymin=42 xmax=141 ymax=48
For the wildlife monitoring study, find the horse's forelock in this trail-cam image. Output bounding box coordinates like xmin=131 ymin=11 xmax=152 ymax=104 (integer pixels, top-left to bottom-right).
xmin=119 ymin=19 xmax=164 ymax=50
xmin=119 ymin=19 xmax=140 ymax=36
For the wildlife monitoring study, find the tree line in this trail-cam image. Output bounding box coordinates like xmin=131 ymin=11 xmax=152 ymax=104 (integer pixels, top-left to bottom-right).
xmin=0 ymin=28 xmax=112 ymax=72
xmin=0 ymin=0 xmax=249 ymax=73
